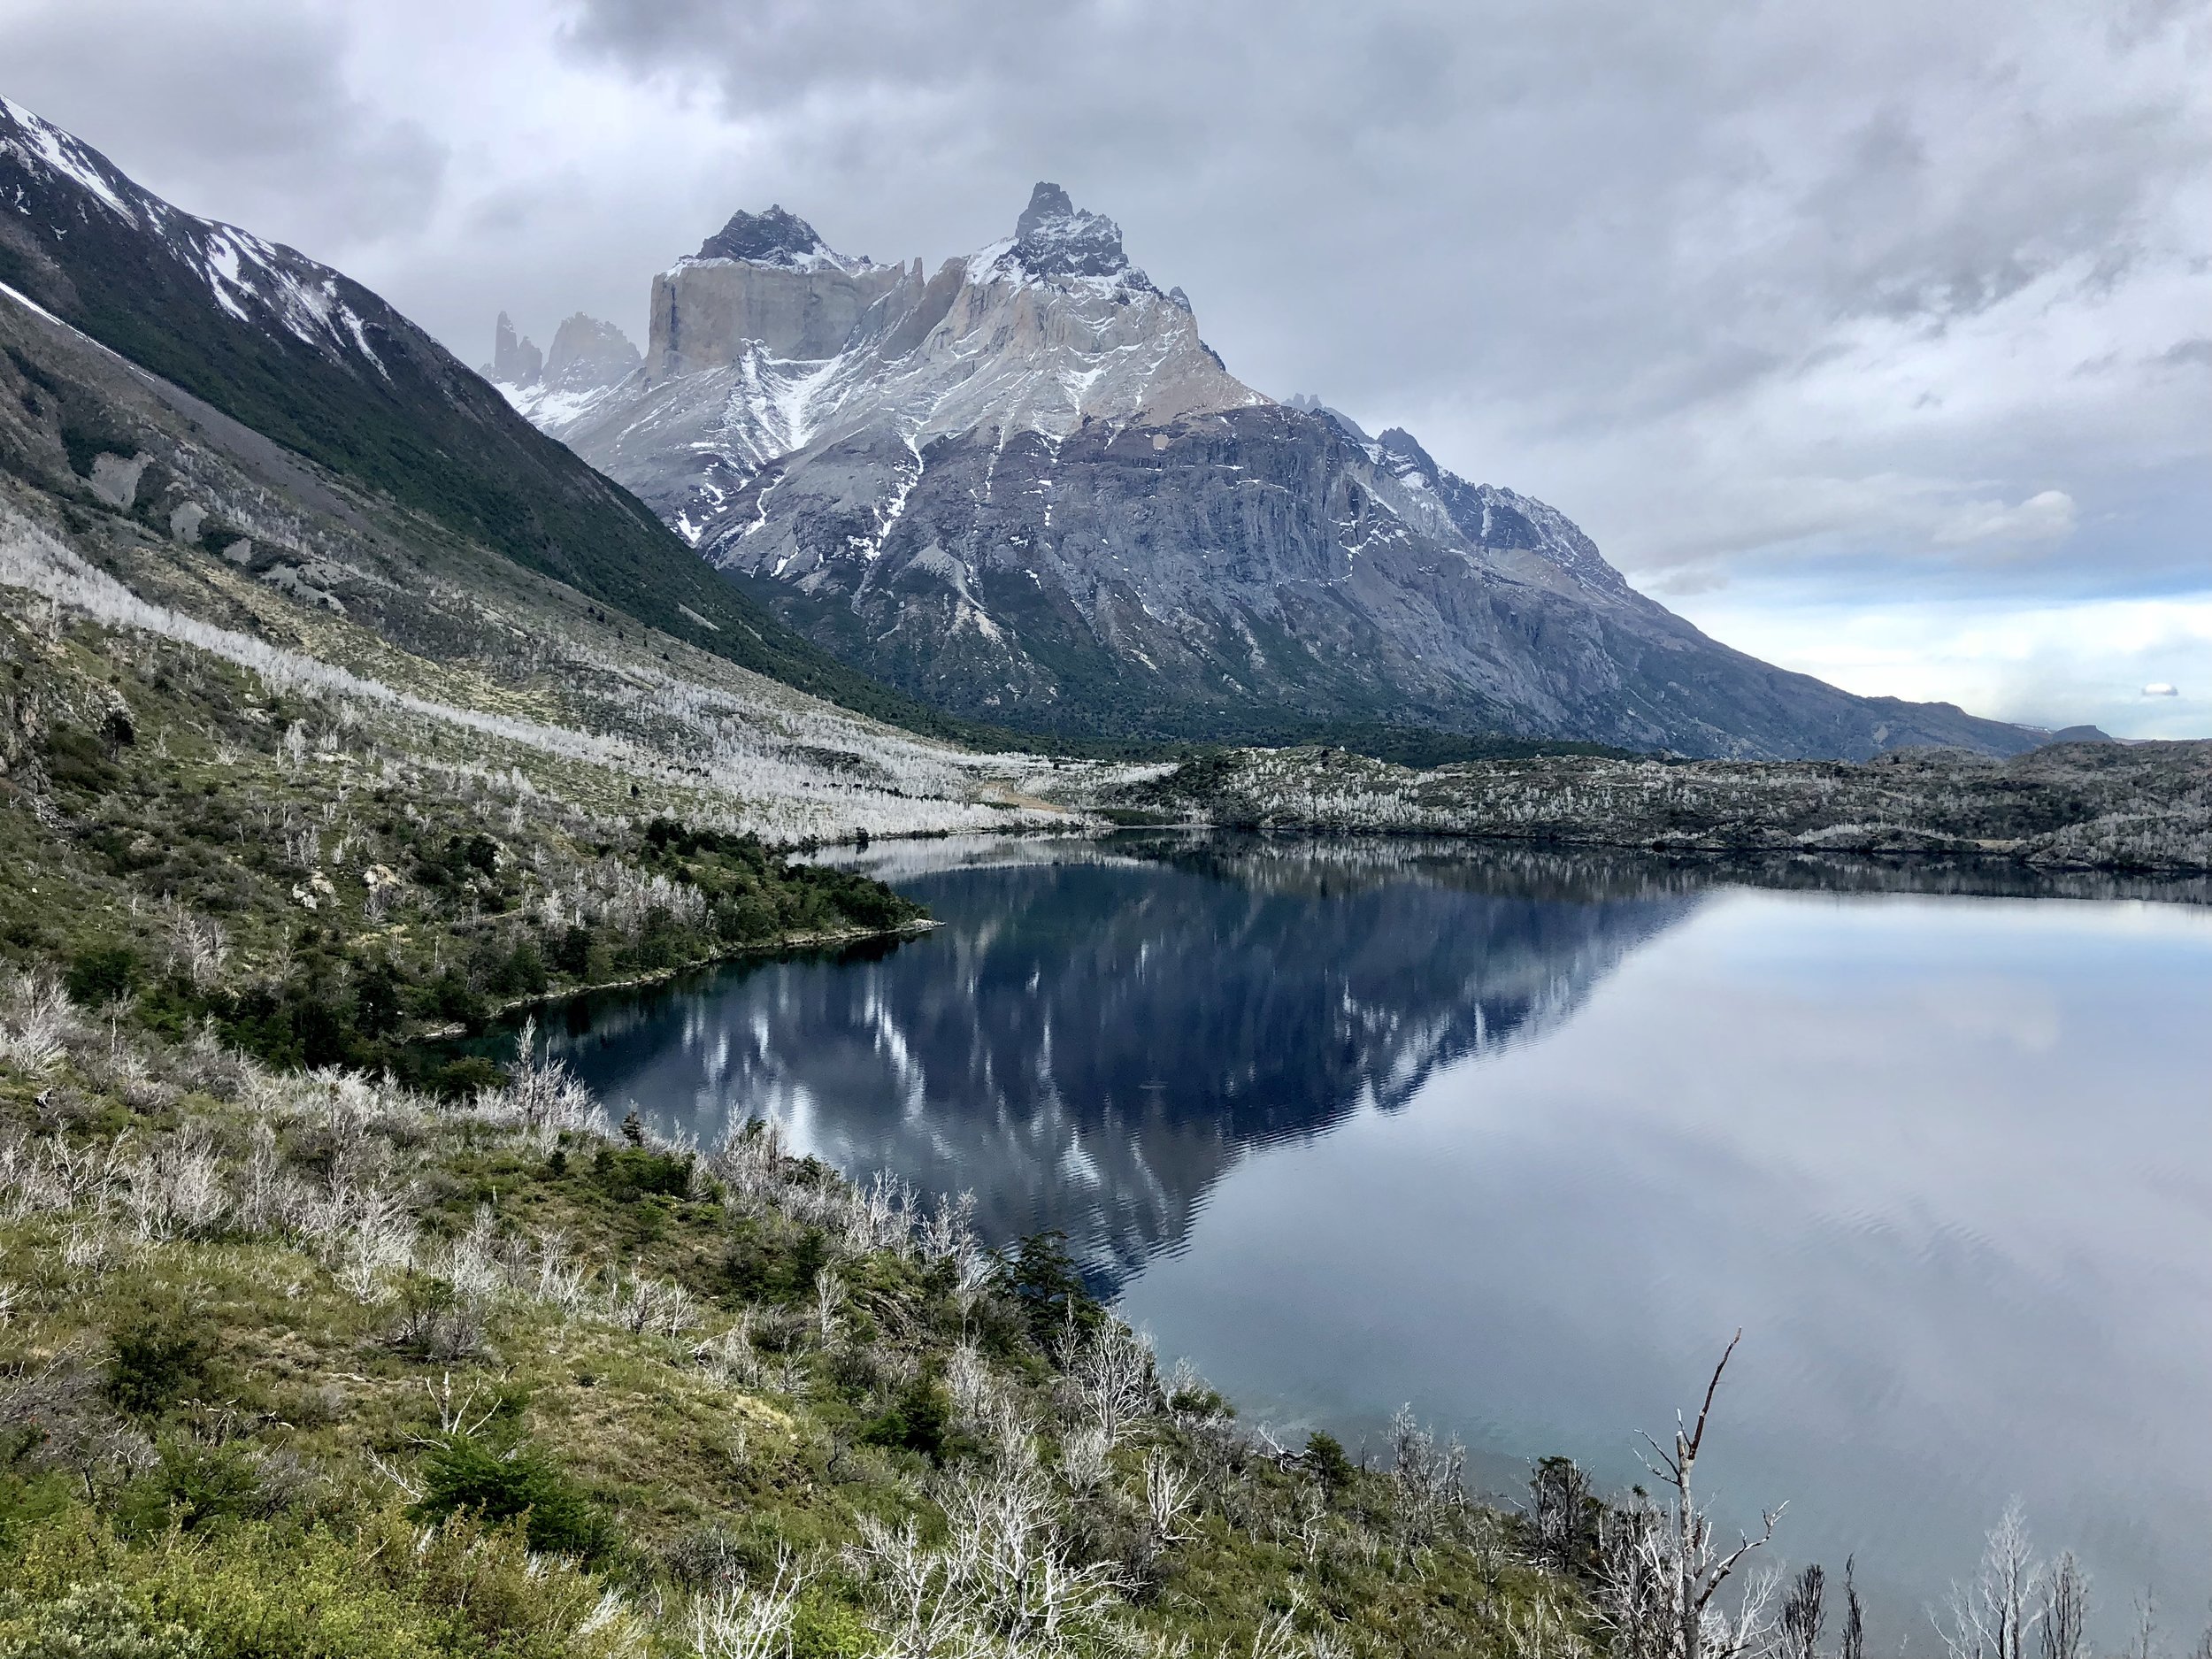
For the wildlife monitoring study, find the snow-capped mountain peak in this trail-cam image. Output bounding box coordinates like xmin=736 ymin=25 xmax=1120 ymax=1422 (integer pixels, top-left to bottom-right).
xmin=500 ymin=179 xmax=1264 ymax=540
xmin=687 ymin=204 xmax=880 ymax=275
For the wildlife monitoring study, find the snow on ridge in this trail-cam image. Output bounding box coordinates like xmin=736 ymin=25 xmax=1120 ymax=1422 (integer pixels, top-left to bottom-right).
xmin=0 ymin=96 xmax=136 ymax=221
xmin=667 ymin=246 xmax=884 ymax=280
xmin=2 ymin=97 xmax=393 ymax=377
xmin=174 ymin=217 xmax=397 ymax=375
xmin=500 ymin=377 xmax=628 ymax=438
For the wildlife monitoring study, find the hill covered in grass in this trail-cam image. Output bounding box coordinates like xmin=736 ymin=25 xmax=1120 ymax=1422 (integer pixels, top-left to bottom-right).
xmin=0 ymin=972 xmax=1580 ymax=1659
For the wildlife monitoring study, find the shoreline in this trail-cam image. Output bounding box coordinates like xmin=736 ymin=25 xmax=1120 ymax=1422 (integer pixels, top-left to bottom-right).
xmin=416 ymin=915 xmax=946 ymax=1041
xmin=1094 ymin=740 xmax=2212 ymax=877
xmin=1108 ymin=813 xmax=2212 ymax=876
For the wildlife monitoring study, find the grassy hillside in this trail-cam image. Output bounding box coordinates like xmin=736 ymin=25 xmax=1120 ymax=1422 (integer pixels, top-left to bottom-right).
xmin=0 ymin=967 xmax=1580 ymax=1659
xmin=0 ymin=598 xmax=926 ymax=1095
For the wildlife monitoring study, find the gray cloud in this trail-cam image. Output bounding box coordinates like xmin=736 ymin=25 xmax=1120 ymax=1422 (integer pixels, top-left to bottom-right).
xmin=0 ymin=0 xmax=447 ymax=265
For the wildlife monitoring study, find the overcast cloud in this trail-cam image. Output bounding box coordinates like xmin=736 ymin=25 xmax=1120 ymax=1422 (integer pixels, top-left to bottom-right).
xmin=2 ymin=0 xmax=2206 ymax=734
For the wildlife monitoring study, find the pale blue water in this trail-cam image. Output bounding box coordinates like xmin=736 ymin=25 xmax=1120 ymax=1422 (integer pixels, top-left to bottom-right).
xmin=545 ymin=834 xmax=2212 ymax=1639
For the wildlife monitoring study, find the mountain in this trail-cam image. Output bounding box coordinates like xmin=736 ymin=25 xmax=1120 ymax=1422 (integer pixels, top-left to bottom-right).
xmin=0 ymin=98 xmax=1100 ymax=889
xmin=505 ymin=184 xmax=2051 ymax=760
xmin=0 ymin=95 xmax=988 ymax=738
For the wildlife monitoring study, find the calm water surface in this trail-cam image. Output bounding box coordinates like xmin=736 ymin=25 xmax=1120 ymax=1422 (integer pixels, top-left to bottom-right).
xmin=546 ymin=834 xmax=2212 ymax=1634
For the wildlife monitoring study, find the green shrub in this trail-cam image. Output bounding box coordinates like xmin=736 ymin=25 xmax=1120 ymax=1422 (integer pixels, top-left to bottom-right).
xmin=995 ymin=1231 xmax=1103 ymax=1348
xmin=551 ymin=926 xmax=593 ymax=976
xmin=104 ymin=1307 xmax=212 ymax=1418
xmin=860 ymin=1377 xmax=953 ymax=1461
xmin=1303 ymin=1431 xmax=1355 ymax=1493
xmin=0 ymin=1580 xmax=203 ymax=1659
xmin=591 ymin=1145 xmax=691 ymax=1202
xmin=112 ymin=1441 xmax=294 ymax=1536
xmin=65 ymin=947 xmax=140 ymax=1009
xmin=411 ymin=1432 xmax=612 ymax=1562
xmin=42 ymin=726 xmax=120 ymax=795
xmin=790 ymin=1590 xmax=878 ymax=1659
xmin=352 ymin=962 xmax=404 ymax=1038
xmin=496 ymin=941 xmax=548 ymax=997
xmin=423 ymin=970 xmax=485 ymax=1029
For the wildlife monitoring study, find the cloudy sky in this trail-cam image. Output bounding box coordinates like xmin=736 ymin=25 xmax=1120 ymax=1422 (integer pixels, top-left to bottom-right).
xmin=4 ymin=0 xmax=2207 ymax=734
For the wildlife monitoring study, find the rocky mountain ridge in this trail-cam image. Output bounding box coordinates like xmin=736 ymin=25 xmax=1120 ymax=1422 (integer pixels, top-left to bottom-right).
xmin=497 ymin=181 xmax=2059 ymax=759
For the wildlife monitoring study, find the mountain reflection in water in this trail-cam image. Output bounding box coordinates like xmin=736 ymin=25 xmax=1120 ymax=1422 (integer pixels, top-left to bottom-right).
xmin=549 ymin=835 xmax=1713 ymax=1284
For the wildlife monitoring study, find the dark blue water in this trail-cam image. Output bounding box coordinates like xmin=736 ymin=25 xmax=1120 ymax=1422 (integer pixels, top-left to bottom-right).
xmin=546 ymin=833 xmax=2212 ymax=1638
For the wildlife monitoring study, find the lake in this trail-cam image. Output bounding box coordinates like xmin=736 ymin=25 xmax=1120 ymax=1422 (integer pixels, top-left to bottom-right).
xmin=542 ymin=833 xmax=2212 ymax=1639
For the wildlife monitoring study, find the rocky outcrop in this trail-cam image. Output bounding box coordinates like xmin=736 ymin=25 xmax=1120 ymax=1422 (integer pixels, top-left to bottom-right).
xmin=645 ymin=205 xmax=905 ymax=374
xmin=695 ymin=204 xmax=855 ymax=267
xmin=1010 ymin=181 xmax=1133 ymax=279
xmin=487 ymin=310 xmax=644 ymax=397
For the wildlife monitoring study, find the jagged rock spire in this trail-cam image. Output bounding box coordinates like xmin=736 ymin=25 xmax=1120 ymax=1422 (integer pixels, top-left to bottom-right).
xmin=1010 ymin=182 xmax=1129 ymax=278
xmin=491 ymin=311 xmax=541 ymax=385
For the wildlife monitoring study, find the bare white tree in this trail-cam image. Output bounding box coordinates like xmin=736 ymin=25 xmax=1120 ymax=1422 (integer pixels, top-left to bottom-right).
xmin=472 ymin=1019 xmax=605 ymax=1144
xmin=849 ymin=1463 xmax=1126 ymax=1656
xmin=1142 ymin=1448 xmax=1199 ymax=1545
xmin=0 ymin=971 xmax=77 ymax=1075
xmin=1939 ymin=1503 xmax=2041 ymax=1659
xmin=1604 ymin=1332 xmax=1783 ymax=1659
xmin=164 ymin=907 xmax=229 ymax=989
xmin=1069 ymin=1320 xmax=1156 ymax=1448
xmin=611 ymin=1270 xmax=703 ymax=1339
xmin=1780 ymin=1563 xmax=1826 ymax=1659
xmin=2128 ymin=1587 xmax=2159 ymax=1659
xmin=1389 ymin=1403 xmax=1467 ymax=1538
xmin=235 ymin=1120 xmax=304 ymax=1233
xmin=123 ymin=1125 xmax=229 ymax=1241
xmin=812 ymin=1267 xmax=844 ymax=1345
xmin=1059 ymin=1425 xmax=1112 ymax=1496
xmin=690 ymin=1553 xmax=808 ymax=1659
xmin=2039 ymin=1553 xmax=2090 ymax=1659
